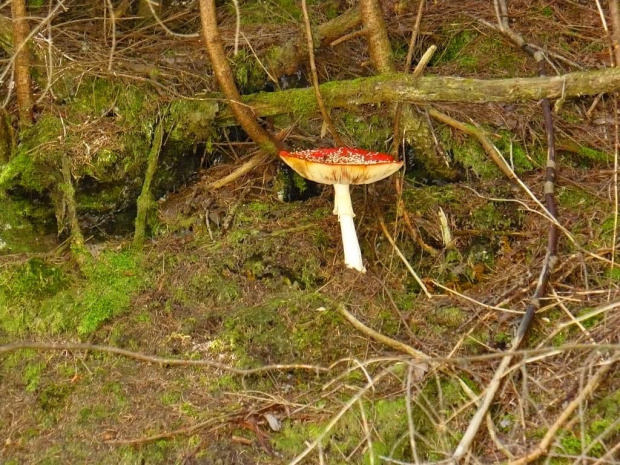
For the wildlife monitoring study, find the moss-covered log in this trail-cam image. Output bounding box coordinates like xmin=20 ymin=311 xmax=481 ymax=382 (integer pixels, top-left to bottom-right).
xmin=216 ymin=68 xmax=620 ymax=123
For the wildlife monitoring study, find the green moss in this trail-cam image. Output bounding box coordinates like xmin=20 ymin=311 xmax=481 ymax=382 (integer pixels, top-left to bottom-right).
xmin=434 ymin=29 xmax=478 ymax=65
xmin=78 ymin=404 xmax=109 ymax=424
xmin=3 ymin=258 xmax=68 ymax=300
xmin=190 ymin=271 xmax=240 ymax=303
xmin=0 ymin=250 xmax=146 ymax=336
xmin=244 ymin=86 xmax=318 ymax=117
xmin=38 ymin=384 xmax=72 ymax=411
xmin=575 ymin=145 xmax=610 ymax=164
xmin=230 ymin=49 xmax=269 ymax=94
xmin=470 ymin=203 xmax=517 ymax=231
xmin=449 ymin=135 xmax=498 ymax=178
xmin=429 ymin=306 xmax=466 ymax=328
xmin=495 ymin=131 xmax=539 ymax=171
xmin=23 ymin=361 xmax=45 ymax=392
xmin=0 ymin=116 xmax=62 ymax=193
xmin=340 ymin=111 xmax=392 ymax=153
xmin=233 ymin=0 xmax=303 ymax=25
xmin=215 ymin=293 xmax=339 ymax=366
xmin=402 ymin=184 xmax=461 ymax=214
xmin=168 ymin=98 xmax=218 ymax=143
xmin=433 ymin=25 xmax=526 ymax=75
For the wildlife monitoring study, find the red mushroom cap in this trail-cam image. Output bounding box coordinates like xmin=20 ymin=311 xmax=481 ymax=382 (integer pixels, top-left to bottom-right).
xmin=279 ymin=147 xmax=403 ymax=185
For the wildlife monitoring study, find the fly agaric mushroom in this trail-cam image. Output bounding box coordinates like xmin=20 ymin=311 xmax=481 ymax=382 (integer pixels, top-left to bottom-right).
xmin=279 ymin=147 xmax=403 ymax=272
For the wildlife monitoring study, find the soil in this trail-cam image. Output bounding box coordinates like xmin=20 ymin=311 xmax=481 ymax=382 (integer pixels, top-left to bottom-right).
xmin=1 ymin=0 xmax=619 ymax=464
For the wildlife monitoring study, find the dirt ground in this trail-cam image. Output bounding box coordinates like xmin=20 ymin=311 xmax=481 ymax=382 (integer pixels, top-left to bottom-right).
xmin=1 ymin=0 xmax=620 ymax=463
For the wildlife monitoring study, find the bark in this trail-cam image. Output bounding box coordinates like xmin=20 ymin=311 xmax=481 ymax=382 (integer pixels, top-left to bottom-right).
xmin=0 ymin=110 xmax=12 ymax=164
xmin=359 ymin=0 xmax=394 ymax=73
xmin=215 ymin=68 xmax=620 ymax=123
xmin=10 ymin=0 xmax=34 ymax=128
xmin=59 ymin=153 xmax=89 ymax=265
xmin=610 ymin=0 xmax=620 ymax=65
xmin=199 ymin=0 xmax=280 ymax=155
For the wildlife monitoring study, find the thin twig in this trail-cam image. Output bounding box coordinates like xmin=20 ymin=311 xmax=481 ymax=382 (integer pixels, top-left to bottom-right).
xmin=0 ymin=341 xmax=329 ymax=375
xmin=105 ymin=0 xmax=116 ymax=70
xmin=300 ymin=0 xmax=344 ymax=146
xmin=411 ymin=45 xmax=437 ymax=78
xmin=508 ymin=353 xmax=620 ymax=465
xmin=452 ymin=2 xmax=560 ymax=458
xmin=610 ymin=0 xmax=620 ymax=65
xmin=108 ymin=415 xmax=230 ymax=444
xmin=376 ymin=208 xmax=432 ymax=298
xmin=336 ymin=304 xmax=430 ymax=361
xmin=427 ymin=107 xmax=514 ymax=180
xmin=329 ymin=28 xmax=366 ymax=48
xmin=232 ymin=0 xmax=241 ymax=55
xmin=1 ymin=341 xmax=618 ymax=369
xmin=406 ymin=363 xmax=421 ymax=464
xmin=405 ymin=0 xmax=426 ymax=70
xmin=288 ymin=367 xmax=393 ymax=465
xmin=147 ymin=0 xmax=199 ymax=38
xmin=393 ymin=0 xmax=426 ymax=155
xmin=205 ymin=151 xmax=269 ymax=191
xmin=595 ymin=0 xmax=615 ymax=66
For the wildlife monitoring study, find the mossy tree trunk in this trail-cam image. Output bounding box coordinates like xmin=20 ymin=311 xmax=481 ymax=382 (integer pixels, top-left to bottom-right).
xmin=133 ymin=117 xmax=165 ymax=250
xmin=59 ymin=153 xmax=88 ymax=263
xmin=10 ymin=0 xmax=34 ymax=128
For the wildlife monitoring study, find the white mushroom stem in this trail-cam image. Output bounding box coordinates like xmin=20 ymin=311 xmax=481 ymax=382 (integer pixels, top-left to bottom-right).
xmin=333 ymin=183 xmax=366 ymax=272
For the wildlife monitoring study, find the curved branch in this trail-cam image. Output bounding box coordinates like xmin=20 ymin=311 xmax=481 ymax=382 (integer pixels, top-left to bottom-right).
xmin=198 ymin=0 xmax=281 ymax=155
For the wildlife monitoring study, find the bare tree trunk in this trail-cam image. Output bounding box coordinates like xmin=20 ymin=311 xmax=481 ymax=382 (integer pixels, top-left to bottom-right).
xmin=198 ymin=0 xmax=281 ymax=155
xmin=10 ymin=0 xmax=34 ymax=128
xmin=610 ymin=0 xmax=620 ymax=65
xmin=359 ymin=0 xmax=394 ymax=73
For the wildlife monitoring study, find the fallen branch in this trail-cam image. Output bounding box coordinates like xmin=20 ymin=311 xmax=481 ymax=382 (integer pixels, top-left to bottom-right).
xmin=0 ymin=341 xmax=329 ymax=375
xmin=2 ymin=340 xmax=617 ymax=366
xmin=427 ymin=107 xmax=514 ymax=180
xmin=336 ymin=304 xmax=430 ymax=360
xmin=215 ymin=67 xmax=620 ymax=124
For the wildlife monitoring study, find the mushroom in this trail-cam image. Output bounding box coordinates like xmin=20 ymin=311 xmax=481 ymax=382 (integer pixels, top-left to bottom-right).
xmin=279 ymin=147 xmax=403 ymax=272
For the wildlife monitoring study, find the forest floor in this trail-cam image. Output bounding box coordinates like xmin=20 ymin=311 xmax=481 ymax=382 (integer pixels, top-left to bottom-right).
xmin=1 ymin=0 xmax=620 ymax=464
xmin=1 ymin=168 xmax=619 ymax=464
